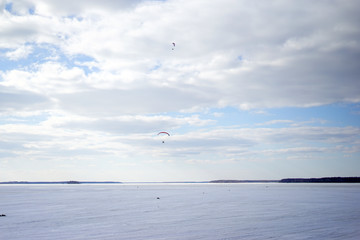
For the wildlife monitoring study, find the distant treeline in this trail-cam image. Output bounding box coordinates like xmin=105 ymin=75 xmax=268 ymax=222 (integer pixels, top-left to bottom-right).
xmin=211 ymin=177 xmax=360 ymax=183
xmin=279 ymin=177 xmax=360 ymax=183
xmin=0 ymin=181 xmax=122 ymax=184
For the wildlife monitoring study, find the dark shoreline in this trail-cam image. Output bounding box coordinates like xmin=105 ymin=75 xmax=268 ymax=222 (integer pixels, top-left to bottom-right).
xmin=0 ymin=181 xmax=122 ymax=184
xmin=212 ymin=177 xmax=360 ymax=183
xmin=279 ymin=177 xmax=360 ymax=183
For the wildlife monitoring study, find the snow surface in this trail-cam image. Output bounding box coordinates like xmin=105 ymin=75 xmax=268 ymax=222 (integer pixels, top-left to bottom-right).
xmin=1 ymin=183 xmax=360 ymax=240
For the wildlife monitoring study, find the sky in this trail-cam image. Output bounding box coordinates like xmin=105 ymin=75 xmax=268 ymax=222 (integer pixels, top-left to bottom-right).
xmin=0 ymin=0 xmax=359 ymax=182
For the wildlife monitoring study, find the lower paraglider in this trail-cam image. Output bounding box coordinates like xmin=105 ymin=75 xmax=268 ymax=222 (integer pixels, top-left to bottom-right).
xmin=158 ymin=131 xmax=170 ymax=143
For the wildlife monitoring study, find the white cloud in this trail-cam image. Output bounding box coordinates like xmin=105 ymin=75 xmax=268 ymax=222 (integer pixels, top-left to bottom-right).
xmin=4 ymin=45 xmax=33 ymax=60
xmin=1 ymin=0 xmax=360 ymax=180
xmin=52 ymin=114 xmax=214 ymax=134
xmin=257 ymin=120 xmax=294 ymax=126
xmin=1 ymin=62 xmax=87 ymax=94
xmin=1 ymin=120 xmax=358 ymax=163
xmin=55 ymin=87 xmax=214 ymax=116
xmin=0 ymin=86 xmax=51 ymax=112
xmin=1 ymin=0 xmax=359 ymax=113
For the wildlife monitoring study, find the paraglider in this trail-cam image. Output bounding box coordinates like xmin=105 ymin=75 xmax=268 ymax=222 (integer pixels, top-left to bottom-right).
xmin=158 ymin=132 xmax=170 ymax=136
xmin=158 ymin=131 xmax=170 ymax=143
xmin=172 ymin=42 xmax=175 ymax=50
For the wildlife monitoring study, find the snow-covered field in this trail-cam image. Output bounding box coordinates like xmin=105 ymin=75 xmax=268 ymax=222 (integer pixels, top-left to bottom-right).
xmin=1 ymin=183 xmax=359 ymax=240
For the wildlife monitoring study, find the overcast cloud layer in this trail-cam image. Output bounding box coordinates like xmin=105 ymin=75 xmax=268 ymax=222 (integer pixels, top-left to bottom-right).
xmin=0 ymin=0 xmax=359 ymax=181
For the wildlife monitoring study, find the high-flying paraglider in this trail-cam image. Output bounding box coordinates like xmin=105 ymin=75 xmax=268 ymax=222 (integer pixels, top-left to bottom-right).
xmin=172 ymin=42 xmax=175 ymax=50
xmin=158 ymin=131 xmax=170 ymax=143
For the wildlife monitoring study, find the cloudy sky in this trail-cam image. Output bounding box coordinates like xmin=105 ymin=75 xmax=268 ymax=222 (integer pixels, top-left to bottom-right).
xmin=0 ymin=0 xmax=359 ymax=182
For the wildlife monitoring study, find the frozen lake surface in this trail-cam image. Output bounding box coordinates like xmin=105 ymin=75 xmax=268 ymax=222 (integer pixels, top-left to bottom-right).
xmin=1 ymin=183 xmax=360 ymax=239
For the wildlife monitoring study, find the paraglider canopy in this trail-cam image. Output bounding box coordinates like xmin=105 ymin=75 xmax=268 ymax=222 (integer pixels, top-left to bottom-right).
xmin=158 ymin=131 xmax=170 ymax=136
xmin=157 ymin=131 xmax=170 ymax=143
